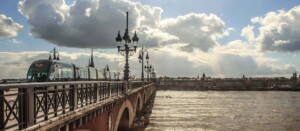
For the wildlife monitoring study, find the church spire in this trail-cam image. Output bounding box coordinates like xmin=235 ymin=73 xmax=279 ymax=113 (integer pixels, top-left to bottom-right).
xmin=89 ymin=48 xmax=95 ymax=67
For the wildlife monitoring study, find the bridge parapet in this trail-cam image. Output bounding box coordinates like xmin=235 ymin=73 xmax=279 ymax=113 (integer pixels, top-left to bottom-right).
xmin=0 ymin=81 xmax=152 ymax=130
xmin=129 ymin=81 xmax=151 ymax=91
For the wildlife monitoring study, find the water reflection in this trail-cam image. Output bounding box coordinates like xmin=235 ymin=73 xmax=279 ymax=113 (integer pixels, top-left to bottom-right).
xmin=146 ymin=91 xmax=300 ymax=131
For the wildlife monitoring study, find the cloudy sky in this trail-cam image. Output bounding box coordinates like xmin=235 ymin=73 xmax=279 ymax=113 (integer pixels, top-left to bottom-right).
xmin=1 ymin=0 xmax=300 ymax=79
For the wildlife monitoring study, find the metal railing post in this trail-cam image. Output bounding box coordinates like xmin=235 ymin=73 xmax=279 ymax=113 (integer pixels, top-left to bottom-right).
xmin=44 ymin=87 xmax=48 ymax=120
xmin=94 ymin=83 xmax=98 ymax=102
xmin=70 ymin=84 xmax=78 ymax=111
xmin=100 ymin=83 xmax=103 ymax=100
xmin=0 ymin=89 xmax=4 ymax=130
xmin=108 ymin=82 xmax=111 ymax=98
xmin=112 ymin=83 xmax=114 ymax=96
xmin=89 ymin=83 xmax=92 ymax=104
xmin=118 ymin=83 xmax=120 ymax=95
xmin=25 ymin=87 xmax=35 ymax=128
xmin=19 ymin=88 xmax=25 ymax=129
xmin=62 ymin=85 xmax=66 ymax=114
xmin=120 ymin=83 xmax=123 ymax=95
xmin=54 ymin=86 xmax=58 ymax=116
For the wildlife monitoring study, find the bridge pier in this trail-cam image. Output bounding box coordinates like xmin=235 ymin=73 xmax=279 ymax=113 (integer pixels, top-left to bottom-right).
xmin=131 ymin=89 xmax=156 ymax=130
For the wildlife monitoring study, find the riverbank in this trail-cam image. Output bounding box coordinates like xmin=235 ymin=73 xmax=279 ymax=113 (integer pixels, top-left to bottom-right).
xmin=158 ymin=85 xmax=300 ymax=91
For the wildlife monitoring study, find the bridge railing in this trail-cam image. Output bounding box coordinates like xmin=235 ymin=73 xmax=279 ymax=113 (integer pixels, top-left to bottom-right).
xmin=0 ymin=81 xmax=146 ymax=130
xmin=130 ymin=81 xmax=151 ymax=91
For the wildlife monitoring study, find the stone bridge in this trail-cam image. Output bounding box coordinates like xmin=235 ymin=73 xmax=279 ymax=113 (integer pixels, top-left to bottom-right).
xmin=0 ymin=81 xmax=156 ymax=131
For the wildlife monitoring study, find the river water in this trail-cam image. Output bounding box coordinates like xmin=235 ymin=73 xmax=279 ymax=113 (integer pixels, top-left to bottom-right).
xmin=145 ymin=91 xmax=300 ymax=131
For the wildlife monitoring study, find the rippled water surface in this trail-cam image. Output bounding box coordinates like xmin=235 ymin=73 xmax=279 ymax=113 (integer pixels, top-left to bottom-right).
xmin=146 ymin=91 xmax=300 ymax=131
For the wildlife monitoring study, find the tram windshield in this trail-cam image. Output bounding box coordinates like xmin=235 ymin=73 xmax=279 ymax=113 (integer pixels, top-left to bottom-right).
xmin=27 ymin=61 xmax=51 ymax=82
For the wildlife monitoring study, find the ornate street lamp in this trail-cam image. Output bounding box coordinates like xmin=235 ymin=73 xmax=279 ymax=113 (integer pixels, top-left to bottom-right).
xmin=103 ymin=65 xmax=110 ymax=80
xmin=151 ymin=67 xmax=156 ymax=80
xmin=138 ymin=46 xmax=148 ymax=82
xmin=114 ymin=72 xmax=121 ymax=80
xmin=49 ymin=48 xmax=60 ymax=60
xmin=115 ymin=12 xmax=139 ymax=81
xmin=144 ymin=53 xmax=152 ymax=82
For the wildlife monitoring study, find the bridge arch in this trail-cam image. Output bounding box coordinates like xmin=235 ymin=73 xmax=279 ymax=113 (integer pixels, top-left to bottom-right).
xmin=114 ymin=100 xmax=134 ymax=131
xmin=134 ymin=93 xmax=143 ymax=116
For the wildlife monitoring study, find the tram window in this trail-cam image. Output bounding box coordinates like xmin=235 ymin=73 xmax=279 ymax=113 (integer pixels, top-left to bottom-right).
xmin=59 ymin=67 xmax=74 ymax=80
xmin=76 ymin=68 xmax=81 ymax=79
xmin=97 ymin=70 xmax=101 ymax=80
xmin=89 ymin=68 xmax=97 ymax=80
xmin=84 ymin=70 xmax=88 ymax=79
xmin=27 ymin=62 xmax=50 ymax=82
xmin=66 ymin=68 xmax=73 ymax=79
xmin=58 ymin=67 xmax=62 ymax=79
xmin=97 ymin=70 xmax=104 ymax=80
xmin=79 ymin=69 xmax=88 ymax=80
xmin=48 ymin=65 xmax=57 ymax=81
xmin=27 ymin=70 xmax=48 ymax=82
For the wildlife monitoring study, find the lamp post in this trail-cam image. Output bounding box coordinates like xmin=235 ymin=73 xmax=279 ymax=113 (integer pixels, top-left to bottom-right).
xmin=114 ymin=69 xmax=120 ymax=81
xmin=103 ymin=65 xmax=110 ymax=80
xmin=113 ymin=72 xmax=121 ymax=81
xmin=115 ymin=12 xmax=139 ymax=81
xmin=49 ymin=48 xmax=60 ymax=60
xmin=138 ymin=47 xmax=148 ymax=82
xmin=151 ymin=67 xmax=156 ymax=79
xmin=144 ymin=53 xmax=152 ymax=82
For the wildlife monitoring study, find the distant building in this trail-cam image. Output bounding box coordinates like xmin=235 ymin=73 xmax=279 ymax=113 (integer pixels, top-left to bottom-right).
xmin=201 ymin=73 xmax=206 ymax=80
xmin=291 ymin=72 xmax=297 ymax=80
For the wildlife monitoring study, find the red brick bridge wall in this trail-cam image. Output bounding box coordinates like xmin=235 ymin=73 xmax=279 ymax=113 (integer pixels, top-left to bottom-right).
xmin=76 ymin=84 xmax=156 ymax=131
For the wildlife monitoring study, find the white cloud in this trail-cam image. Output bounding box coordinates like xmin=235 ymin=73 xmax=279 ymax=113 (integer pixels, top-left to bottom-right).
xmin=18 ymin=0 xmax=163 ymax=48
xmin=159 ymin=13 xmax=230 ymax=51
xmin=250 ymin=16 xmax=262 ymax=23
xmin=144 ymin=47 xmax=213 ymax=77
xmin=136 ymin=25 xmax=179 ymax=47
xmin=0 ymin=51 xmax=47 ymax=79
xmin=103 ymin=41 xmax=297 ymax=78
xmin=143 ymin=41 xmax=296 ymax=78
xmin=214 ymin=54 xmax=258 ymax=77
xmin=212 ymin=54 xmax=296 ymax=77
xmin=247 ymin=5 xmax=300 ymax=52
xmin=18 ymin=0 xmax=230 ymax=51
xmin=0 ymin=14 xmax=23 ymax=38
xmin=213 ymin=40 xmax=259 ymax=56
xmin=241 ymin=25 xmax=255 ymax=43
